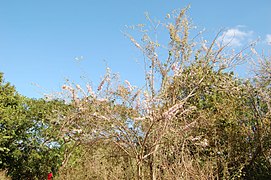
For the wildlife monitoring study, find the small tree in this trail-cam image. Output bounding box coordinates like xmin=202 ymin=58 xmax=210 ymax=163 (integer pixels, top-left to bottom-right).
xmin=0 ymin=72 xmax=69 ymax=179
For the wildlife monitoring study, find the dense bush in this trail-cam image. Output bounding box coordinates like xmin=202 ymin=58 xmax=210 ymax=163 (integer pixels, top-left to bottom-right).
xmin=0 ymin=73 xmax=69 ymax=179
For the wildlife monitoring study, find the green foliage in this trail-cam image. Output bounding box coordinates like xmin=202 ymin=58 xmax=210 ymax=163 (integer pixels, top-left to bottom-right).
xmin=166 ymin=62 xmax=271 ymax=179
xmin=0 ymin=73 xmax=68 ymax=179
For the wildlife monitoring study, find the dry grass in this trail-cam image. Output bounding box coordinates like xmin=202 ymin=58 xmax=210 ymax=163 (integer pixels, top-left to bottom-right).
xmin=0 ymin=171 xmax=11 ymax=180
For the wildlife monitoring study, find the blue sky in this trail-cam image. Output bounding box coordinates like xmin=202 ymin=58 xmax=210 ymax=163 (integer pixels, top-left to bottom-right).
xmin=0 ymin=0 xmax=270 ymax=98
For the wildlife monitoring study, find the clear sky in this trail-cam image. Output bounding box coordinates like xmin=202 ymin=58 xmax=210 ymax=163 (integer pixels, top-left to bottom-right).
xmin=0 ymin=0 xmax=270 ymax=98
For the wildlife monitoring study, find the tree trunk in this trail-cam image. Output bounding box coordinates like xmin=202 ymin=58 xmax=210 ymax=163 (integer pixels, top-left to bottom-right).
xmin=137 ymin=160 xmax=143 ymax=180
xmin=152 ymin=144 xmax=160 ymax=180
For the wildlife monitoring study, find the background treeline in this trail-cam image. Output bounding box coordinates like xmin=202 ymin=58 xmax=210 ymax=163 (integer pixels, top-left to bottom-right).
xmin=1 ymin=8 xmax=270 ymax=179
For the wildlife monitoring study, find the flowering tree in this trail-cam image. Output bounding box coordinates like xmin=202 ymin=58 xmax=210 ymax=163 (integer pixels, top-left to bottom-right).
xmin=56 ymin=7 xmax=271 ymax=180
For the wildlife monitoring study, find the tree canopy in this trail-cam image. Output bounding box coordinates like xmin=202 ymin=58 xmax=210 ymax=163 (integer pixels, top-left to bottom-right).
xmin=0 ymin=73 xmax=70 ymax=179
